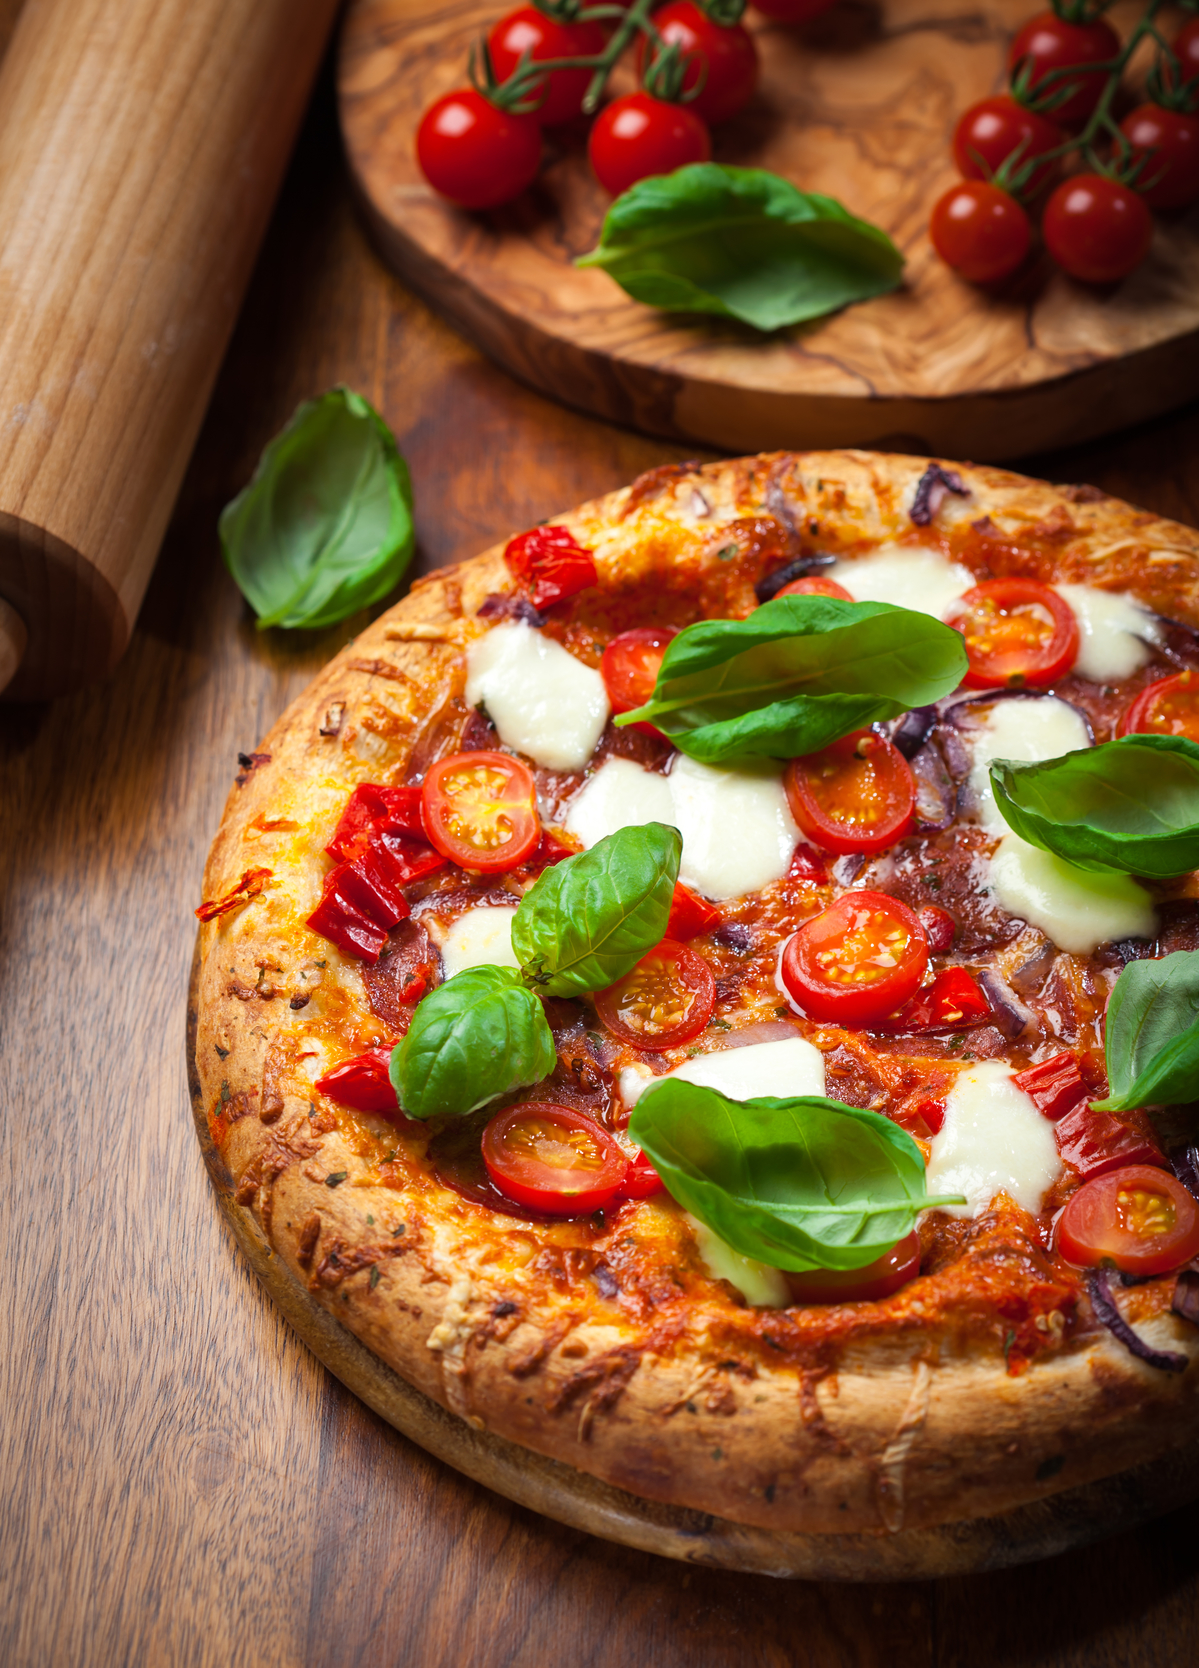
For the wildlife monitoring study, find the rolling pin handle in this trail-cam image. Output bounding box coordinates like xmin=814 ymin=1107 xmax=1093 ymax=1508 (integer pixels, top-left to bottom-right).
xmin=0 ymin=597 xmax=28 ymax=696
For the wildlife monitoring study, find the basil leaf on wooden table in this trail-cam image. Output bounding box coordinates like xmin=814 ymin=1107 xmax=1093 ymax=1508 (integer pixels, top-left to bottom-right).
xmin=512 ymin=822 xmax=681 ymax=996
xmin=629 ymin=1082 xmax=964 ymax=1271
xmin=1091 ymin=950 xmax=1199 ymax=1113
xmin=991 ymin=735 xmax=1199 ymax=878
xmin=220 ymin=385 xmax=414 ymax=631
xmin=616 ymin=595 xmax=968 ymax=764
xmin=577 ymin=164 xmax=904 ymax=332
xmin=389 ymin=966 xmax=555 ymax=1120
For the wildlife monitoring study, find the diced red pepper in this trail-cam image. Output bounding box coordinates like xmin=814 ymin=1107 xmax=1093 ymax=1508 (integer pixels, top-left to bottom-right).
xmin=326 ymin=784 xmax=425 ymax=862
xmin=619 ymin=1147 xmax=666 ymax=1200
xmin=316 ymin=1046 xmax=398 ymax=1115
xmin=376 ymin=830 xmax=445 ymax=885
xmin=307 ymin=871 xmax=389 ymax=963
xmin=522 ymin=829 xmax=578 ymax=874
xmin=788 ymin=842 xmax=828 ymax=884
xmin=665 ymin=882 xmax=721 ymax=941
xmin=1012 ymin=1052 xmax=1088 ymax=1122
xmin=195 ymin=867 xmax=273 ymax=922
xmin=882 ymin=966 xmax=991 ymax=1033
xmin=1055 ymin=1102 xmax=1166 ymax=1179
xmin=504 ymin=525 xmax=598 ymax=611
xmin=336 ymin=845 xmax=411 ymax=931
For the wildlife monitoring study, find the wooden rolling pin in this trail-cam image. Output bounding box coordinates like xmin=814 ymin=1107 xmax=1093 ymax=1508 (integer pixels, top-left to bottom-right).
xmin=0 ymin=0 xmax=341 ymax=701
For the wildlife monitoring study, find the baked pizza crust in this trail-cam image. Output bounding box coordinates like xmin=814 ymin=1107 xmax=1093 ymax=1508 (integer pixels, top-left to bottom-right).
xmin=194 ymin=451 xmax=1199 ymax=1537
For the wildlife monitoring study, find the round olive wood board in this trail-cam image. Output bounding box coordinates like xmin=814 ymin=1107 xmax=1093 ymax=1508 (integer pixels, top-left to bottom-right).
xmin=337 ymin=0 xmax=1199 ymax=462
xmin=187 ymin=948 xmax=1199 ymax=1580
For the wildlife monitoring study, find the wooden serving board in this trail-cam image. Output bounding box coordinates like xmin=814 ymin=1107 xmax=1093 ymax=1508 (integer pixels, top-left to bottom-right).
xmin=338 ymin=0 xmax=1199 ymax=462
xmin=188 ymin=949 xmax=1199 ymax=1581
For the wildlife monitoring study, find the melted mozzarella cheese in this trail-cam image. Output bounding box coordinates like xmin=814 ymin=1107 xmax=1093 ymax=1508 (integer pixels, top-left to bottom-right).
xmin=990 ymin=833 xmax=1156 ymax=954
xmin=437 ymin=906 xmax=519 ymax=979
xmin=1054 ymin=583 xmax=1163 ymax=682
xmin=826 ymin=545 xmax=973 ymax=620
xmin=564 ymin=756 xmax=674 ymax=850
xmin=619 ymin=1037 xmax=826 ymax=1108
xmin=966 ymin=697 xmax=1092 ymax=834
xmin=686 ymin=1214 xmax=790 ymax=1308
xmin=464 ymin=622 xmax=609 ymax=771
xmin=925 ymin=1061 xmax=1061 ymax=1219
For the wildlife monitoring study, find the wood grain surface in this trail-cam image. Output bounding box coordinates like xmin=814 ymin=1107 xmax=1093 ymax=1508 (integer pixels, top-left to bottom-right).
xmin=339 ymin=0 xmax=1199 ymax=462
xmin=6 ymin=38 xmax=1199 ymax=1668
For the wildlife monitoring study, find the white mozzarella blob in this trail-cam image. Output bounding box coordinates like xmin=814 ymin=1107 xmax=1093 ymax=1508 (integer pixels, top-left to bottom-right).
xmin=686 ymin=1214 xmax=790 ymax=1308
xmin=925 ymin=1061 xmax=1061 ymax=1219
xmin=990 ymin=833 xmax=1156 ymax=954
xmin=438 ymin=906 xmax=519 ymax=979
xmin=619 ymin=1037 xmax=826 ymax=1107
xmin=1054 ymin=583 xmax=1162 ymax=682
xmin=826 ymin=545 xmax=974 ymax=620
xmin=464 ymin=621 xmax=609 ymax=771
xmin=966 ymin=697 xmax=1092 ymax=834
xmin=564 ymin=756 xmax=674 ymax=849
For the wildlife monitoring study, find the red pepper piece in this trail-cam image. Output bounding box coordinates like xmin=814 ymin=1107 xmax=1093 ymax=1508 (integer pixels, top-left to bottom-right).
xmin=1012 ymin=1052 xmax=1088 ymax=1122
xmin=316 ymin=1046 xmax=398 ymax=1115
xmin=882 ymin=966 xmax=991 ymax=1033
xmin=326 ymin=784 xmax=425 ymax=862
xmin=374 ymin=829 xmax=445 ymax=886
xmin=195 ymin=867 xmax=273 ymax=922
xmin=918 ymin=905 xmax=956 ymax=954
xmin=665 ymin=881 xmax=721 ymax=941
xmin=336 ymin=846 xmax=412 ymax=931
xmin=1055 ymin=1102 xmax=1166 ymax=1179
xmin=504 ymin=525 xmax=598 ymax=611
xmin=307 ymin=871 xmax=389 ymax=963
xmin=522 ymin=829 xmax=578 ymax=874
xmin=788 ymin=842 xmax=828 ymax=884
xmin=619 ymin=1147 xmax=666 ymax=1200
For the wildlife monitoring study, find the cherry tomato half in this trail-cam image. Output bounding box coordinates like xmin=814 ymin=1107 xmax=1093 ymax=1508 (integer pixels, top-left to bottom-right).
xmin=482 ymin=1103 xmax=630 ymax=1215
xmin=784 ymin=729 xmax=915 ymax=856
xmin=773 ymin=575 xmax=853 ymax=601
xmin=420 ymin=750 xmax=540 ymax=871
xmin=946 ymin=577 xmax=1079 ymax=688
xmin=780 ymin=890 xmax=929 ymax=1027
xmin=594 ymin=939 xmax=716 ymax=1050
xmin=1120 ymin=669 xmax=1199 ymax=742
xmin=635 ymin=2 xmax=758 ymax=126
xmin=488 ymin=7 xmax=607 ymax=127
xmin=929 ymin=181 xmax=1031 ymax=284
xmin=415 ymin=89 xmax=542 ymax=211
xmin=1008 ymin=12 xmax=1120 ymax=129
xmin=588 ymin=93 xmax=711 ymax=196
xmin=1057 ymin=1165 xmax=1199 ymax=1276
xmin=1042 ymin=175 xmax=1153 ymax=285
xmin=783 ymin=1233 xmax=921 ymax=1305
xmin=600 ymin=625 xmax=678 ymax=738
xmin=952 ymin=95 xmax=1064 ymax=195
xmin=1119 ymin=104 xmax=1199 ymax=212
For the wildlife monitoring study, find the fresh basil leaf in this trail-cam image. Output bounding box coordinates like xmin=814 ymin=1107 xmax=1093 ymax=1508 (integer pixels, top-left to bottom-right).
xmin=991 ymin=735 xmax=1199 ymax=879
xmin=512 ymin=823 xmax=681 ymax=997
xmin=616 ymin=595 xmax=968 ymax=763
xmin=1091 ymin=950 xmax=1199 ymax=1112
xmin=629 ymin=1082 xmax=963 ymax=1272
xmin=388 ymin=966 xmax=554 ymax=1119
xmin=220 ymin=385 xmax=414 ymax=631
xmin=576 ymin=164 xmax=903 ymax=332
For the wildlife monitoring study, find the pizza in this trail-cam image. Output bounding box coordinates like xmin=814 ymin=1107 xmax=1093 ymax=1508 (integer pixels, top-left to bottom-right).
xmin=194 ymin=449 xmax=1199 ymax=1541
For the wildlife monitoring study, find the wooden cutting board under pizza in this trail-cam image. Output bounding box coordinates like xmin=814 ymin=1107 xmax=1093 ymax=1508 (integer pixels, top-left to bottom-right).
xmin=193 ymin=445 xmax=1199 ymax=1578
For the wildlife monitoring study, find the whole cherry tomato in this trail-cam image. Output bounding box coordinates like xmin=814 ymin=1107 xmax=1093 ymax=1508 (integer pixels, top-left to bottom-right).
xmin=952 ymin=94 xmax=1064 ymax=194
xmin=1120 ymin=669 xmax=1199 ymax=741
xmin=929 ymin=181 xmax=1031 ymax=283
xmin=482 ymin=1103 xmax=630 ymax=1215
xmin=600 ymin=624 xmax=678 ymax=738
xmin=779 ymin=890 xmax=929 ymax=1027
xmin=1058 ymin=1165 xmax=1199 ymax=1276
xmin=1008 ymin=12 xmax=1121 ymax=129
xmin=594 ymin=939 xmax=716 ymax=1050
xmin=488 ymin=6 xmax=607 ymax=126
xmin=1173 ymin=18 xmax=1199 ymax=85
xmin=416 ymin=89 xmax=542 ymax=210
xmin=945 ymin=577 xmax=1080 ymax=687
xmin=420 ymin=750 xmax=541 ymax=871
xmin=504 ymin=524 xmax=597 ymax=609
xmin=783 ymin=1232 xmax=921 ymax=1304
xmin=750 ymin=0 xmax=837 ymax=22
xmin=784 ymin=729 xmax=915 ymax=856
xmin=773 ymin=575 xmax=853 ymax=601
xmin=1042 ymin=173 xmax=1153 ymax=283
xmin=1119 ymin=104 xmax=1199 ymax=211
xmin=635 ymin=2 xmax=758 ymax=126
xmin=588 ymin=92 xmax=711 ymax=195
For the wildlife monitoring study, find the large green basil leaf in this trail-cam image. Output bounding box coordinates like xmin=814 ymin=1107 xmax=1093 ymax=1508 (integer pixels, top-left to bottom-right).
xmin=576 ymin=164 xmax=903 ymax=332
xmin=629 ymin=1082 xmax=963 ymax=1272
xmin=388 ymin=966 xmax=554 ymax=1119
xmin=1091 ymin=950 xmax=1199 ymax=1112
xmin=991 ymin=735 xmax=1199 ymax=878
xmin=220 ymin=385 xmax=414 ymax=631
xmin=616 ymin=595 xmax=968 ymax=763
xmin=512 ymin=823 xmax=681 ymax=997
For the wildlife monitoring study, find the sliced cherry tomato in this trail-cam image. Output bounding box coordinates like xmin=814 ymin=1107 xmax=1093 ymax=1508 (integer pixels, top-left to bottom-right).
xmin=588 ymin=92 xmax=711 ymax=196
xmin=1012 ymin=1051 xmax=1087 ymax=1121
xmin=773 ymin=575 xmax=853 ymax=601
xmin=929 ymin=181 xmax=1031 ymax=284
xmin=918 ymin=905 xmax=956 ymax=953
xmin=594 ymin=939 xmax=716 ymax=1050
xmin=488 ymin=7 xmax=607 ymax=126
xmin=880 ymin=966 xmax=991 ymax=1033
xmin=635 ymin=2 xmax=758 ymax=126
xmin=1008 ymin=13 xmax=1121 ymax=129
xmin=416 ymin=89 xmax=542 ymax=211
xmin=952 ymin=95 xmax=1064 ymax=195
xmin=600 ymin=624 xmax=678 ymax=737
xmin=946 ymin=577 xmax=1079 ymax=688
xmin=504 ymin=524 xmax=597 ymax=610
xmin=1120 ymin=669 xmax=1199 ymax=742
xmin=749 ymin=0 xmax=836 ymax=21
xmin=420 ymin=750 xmax=539 ymax=871
xmin=665 ymin=881 xmax=721 ymax=941
xmin=1058 ymin=1165 xmax=1199 ymax=1275
xmin=1042 ymin=174 xmax=1153 ymax=284
xmin=780 ymin=890 xmax=929 ymax=1026
xmin=482 ymin=1102 xmax=629 ymax=1215
xmin=784 ymin=1233 xmax=921 ymax=1305
xmin=1055 ymin=1101 xmax=1165 ymax=1179
xmin=784 ymin=730 xmax=915 ymax=856
xmin=1119 ymin=105 xmax=1199 ymax=211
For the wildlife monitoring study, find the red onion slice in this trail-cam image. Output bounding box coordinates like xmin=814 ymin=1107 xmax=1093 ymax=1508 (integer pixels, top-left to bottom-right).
xmin=910 ymin=464 xmax=969 ymax=526
xmin=1088 ymin=1268 xmax=1188 ymax=1372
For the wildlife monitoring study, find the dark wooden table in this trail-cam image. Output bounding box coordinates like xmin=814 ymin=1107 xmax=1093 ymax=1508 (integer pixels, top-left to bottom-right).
xmin=5 ymin=49 xmax=1199 ymax=1668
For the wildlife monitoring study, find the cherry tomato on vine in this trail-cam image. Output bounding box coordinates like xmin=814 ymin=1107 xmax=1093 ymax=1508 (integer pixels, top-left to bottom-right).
xmin=634 ymin=2 xmax=758 ymax=126
xmin=600 ymin=625 xmax=678 ymax=737
xmin=594 ymin=939 xmax=716 ymax=1050
xmin=588 ymin=92 xmax=711 ymax=195
xmin=783 ymin=1233 xmax=921 ymax=1305
xmin=1173 ymin=19 xmax=1199 ymax=86
xmin=779 ymin=890 xmax=929 ymax=1027
xmin=482 ymin=1103 xmax=630 ymax=1215
xmin=416 ymin=89 xmax=542 ymax=210
xmin=773 ymin=575 xmax=853 ymax=601
xmin=1120 ymin=669 xmax=1199 ymax=742
xmin=929 ymin=181 xmax=1031 ymax=284
xmin=784 ymin=729 xmax=915 ymax=856
xmin=488 ymin=7 xmax=607 ymax=127
xmin=952 ymin=95 xmax=1064 ymax=194
xmin=749 ymin=0 xmax=837 ymax=22
xmin=1119 ymin=104 xmax=1199 ymax=211
xmin=1042 ymin=174 xmax=1153 ymax=283
xmin=420 ymin=750 xmax=540 ymax=871
xmin=1008 ymin=12 xmax=1121 ymax=129
xmin=945 ymin=577 xmax=1079 ymax=688
xmin=1057 ymin=1165 xmax=1199 ymax=1276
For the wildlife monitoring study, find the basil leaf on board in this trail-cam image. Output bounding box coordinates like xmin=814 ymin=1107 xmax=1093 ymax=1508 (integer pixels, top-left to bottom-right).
xmin=576 ymin=164 xmax=903 ymax=332
xmin=388 ymin=966 xmax=555 ymax=1119
xmin=629 ymin=1082 xmax=964 ymax=1272
xmin=1091 ymin=950 xmax=1199 ymax=1112
xmin=220 ymin=385 xmax=414 ymax=631
xmin=616 ymin=595 xmax=969 ymax=764
xmin=512 ymin=823 xmax=682 ymax=997
xmin=991 ymin=736 xmax=1199 ymax=879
